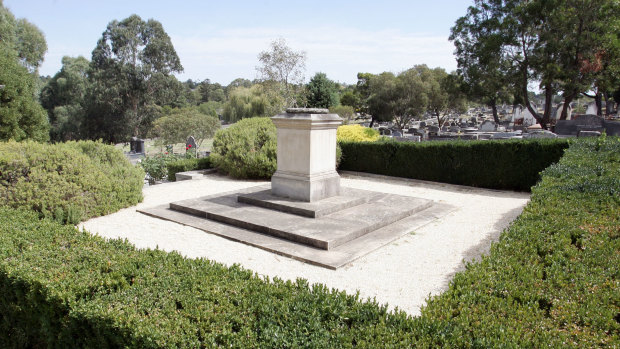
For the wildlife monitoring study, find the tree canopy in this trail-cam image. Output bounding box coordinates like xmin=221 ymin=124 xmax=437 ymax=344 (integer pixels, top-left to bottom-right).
xmin=306 ymin=72 xmax=339 ymax=108
xmin=256 ymin=38 xmax=306 ymax=108
xmin=0 ymin=1 xmax=49 ymax=142
xmin=83 ymin=14 xmax=183 ymax=142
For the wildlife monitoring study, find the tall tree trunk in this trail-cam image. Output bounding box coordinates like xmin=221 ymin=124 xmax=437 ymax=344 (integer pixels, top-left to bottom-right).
xmin=595 ymin=92 xmax=603 ymax=117
xmin=490 ymin=99 xmax=500 ymax=124
xmin=521 ymin=68 xmax=547 ymax=129
xmin=543 ymin=84 xmax=553 ymax=127
xmin=561 ymin=92 xmax=576 ymax=120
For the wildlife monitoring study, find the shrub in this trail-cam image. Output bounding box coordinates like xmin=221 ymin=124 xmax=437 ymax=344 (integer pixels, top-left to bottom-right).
xmin=140 ymin=152 xmax=177 ymax=184
xmin=339 ymin=138 xmax=569 ymax=191
xmin=336 ymin=124 xmax=379 ymax=142
xmin=0 ymin=140 xmax=143 ymax=223
xmin=167 ymin=157 xmax=213 ymax=181
xmin=210 ymin=117 xmax=277 ymax=179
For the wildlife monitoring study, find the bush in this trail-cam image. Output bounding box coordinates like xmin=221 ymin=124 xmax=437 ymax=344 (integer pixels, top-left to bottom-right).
xmin=167 ymin=157 xmax=213 ymax=181
xmin=336 ymin=124 xmax=379 ymax=142
xmin=0 ymin=140 xmax=143 ymax=223
xmin=0 ymin=137 xmax=618 ymax=347
xmin=210 ymin=117 xmax=277 ymax=179
xmin=140 ymin=152 xmax=177 ymax=184
xmin=339 ymin=138 xmax=569 ymax=191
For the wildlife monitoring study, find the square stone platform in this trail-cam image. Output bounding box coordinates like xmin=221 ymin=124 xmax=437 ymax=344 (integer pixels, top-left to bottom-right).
xmin=139 ymin=185 xmax=454 ymax=269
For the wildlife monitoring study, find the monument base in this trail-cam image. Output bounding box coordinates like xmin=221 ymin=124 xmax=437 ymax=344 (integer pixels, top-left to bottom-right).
xmin=271 ymin=170 xmax=340 ymax=202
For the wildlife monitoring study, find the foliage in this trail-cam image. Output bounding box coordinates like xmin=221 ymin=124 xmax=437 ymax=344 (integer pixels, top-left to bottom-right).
xmin=0 ymin=2 xmax=47 ymax=72
xmin=167 ymin=157 xmax=213 ymax=181
xmin=83 ymin=14 xmax=183 ymax=142
xmin=0 ymin=140 xmax=143 ymax=224
xmin=40 ymin=56 xmax=90 ymax=141
xmin=336 ymin=124 xmax=379 ymax=143
xmin=368 ymin=69 xmax=428 ymax=133
xmin=339 ymin=139 xmax=569 ymax=191
xmin=256 ymin=38 xmax=306 ymax=108
xmin=306 ymin=72 xmax=339 ymax=108
xmin=0 ymin=48 xmax=49 ymax=142
xmin=329 ymin=105 xmax=355 ymax=124
xmin=139 ymin=152 xmax=177 ymax=184
xmin=150 ymin=107 xmax=220 ymax=147
xmin=0 ymin=137 xmax=617 ymax=347
xmin=210 ymin=117 xmax=277 ymax=179
xmin=339 ymin=90 xmax=359 ymax=108
xmin=222 ymin=85 xmax=282 ymax=122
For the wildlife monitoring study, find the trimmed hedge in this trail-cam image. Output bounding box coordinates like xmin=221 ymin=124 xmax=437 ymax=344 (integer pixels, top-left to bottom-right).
xmin=339 ymin=138 xmax=570 ymax=191
xmin=0 ymin=140 xmax=144 ymax=223
xmin=0 ymin=137 xmax=618 ymax=347
xmin=167 ymin=157 xmax=213 ymax=181
xmin=336 ymin=124 xmax=380 ymax=142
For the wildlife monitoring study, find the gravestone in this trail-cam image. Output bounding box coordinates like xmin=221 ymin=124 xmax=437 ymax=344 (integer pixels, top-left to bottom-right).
xmin=479 ymin=120 xmax=496 ymax=132
xmin=186 ymin=136 xmax=197 ymax=150
xmin=555 ymin=114 xmax=605 ymax=136
xmin=585 ymin=102 xmax=598 ymax=115
xmin=271 ymin=108 xmax=342 ymax=202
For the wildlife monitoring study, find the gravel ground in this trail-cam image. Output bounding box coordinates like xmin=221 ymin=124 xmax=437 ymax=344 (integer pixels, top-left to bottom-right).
xmin=79 ymin=173 xmax=530 ymax=316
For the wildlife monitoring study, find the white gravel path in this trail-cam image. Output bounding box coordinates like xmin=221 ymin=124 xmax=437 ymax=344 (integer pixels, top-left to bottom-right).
xmin=79 ymin=173 xmax=530 ymax=316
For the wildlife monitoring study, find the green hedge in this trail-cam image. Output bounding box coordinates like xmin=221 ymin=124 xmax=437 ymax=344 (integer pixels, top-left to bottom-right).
xmin=0 ymin=137 xmax=618 ymax=347
xmin=210 ymin=117 xmax=277 ymax=179
xmin=339 ymin=139 xmax=570 ymax=191
xmin=0 ymin=140 xmax=144 ymax=224
xmin=167 ymin=157 xmax=213 ymax=181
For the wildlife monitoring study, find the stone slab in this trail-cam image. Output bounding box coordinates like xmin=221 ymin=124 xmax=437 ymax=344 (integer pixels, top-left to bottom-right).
xmin=175 ymin=169 xmax=217 ymax=181
xmin=138 ymin=201 xmax=455 ymax=270
xmin=237 ymin=186 xmax=380 ymax=218
xmin=168 ymin=187 xmax=433 ymax=250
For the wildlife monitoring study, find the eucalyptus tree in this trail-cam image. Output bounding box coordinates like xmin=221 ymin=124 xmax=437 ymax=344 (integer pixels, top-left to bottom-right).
xmin=40 ymin=56 xmax=90 ymax=141
xmin=256 ymin=38 xmax=306 ymax=108
xmin=84 ymin=14 xmax=183 ymax=142
xmin=368 ymin=69 xmax=428 ymax=133
xmin=0 ymin=1 xmax=48 ymax=141
xmin=450 ymin=0 xmax=514 ymax=123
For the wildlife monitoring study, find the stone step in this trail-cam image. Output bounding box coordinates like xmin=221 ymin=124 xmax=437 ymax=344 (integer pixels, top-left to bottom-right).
xmin=169 ymin=186 xmax=432 ymax=250
xmin=175 ymin=168 xmax=217 ymax=181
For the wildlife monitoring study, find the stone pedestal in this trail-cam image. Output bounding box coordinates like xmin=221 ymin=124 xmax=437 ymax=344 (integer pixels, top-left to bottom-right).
xmin=271 ymin=108 xmax=342 ymax=202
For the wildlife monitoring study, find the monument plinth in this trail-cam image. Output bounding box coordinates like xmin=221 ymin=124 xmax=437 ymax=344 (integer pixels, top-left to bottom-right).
xmin=271 ymin=108 xmax=342 ymax=202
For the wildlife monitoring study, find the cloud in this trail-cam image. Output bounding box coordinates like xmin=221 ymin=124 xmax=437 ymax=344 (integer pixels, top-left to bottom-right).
xmin=172 ymin=25 xmax=456 ymax=85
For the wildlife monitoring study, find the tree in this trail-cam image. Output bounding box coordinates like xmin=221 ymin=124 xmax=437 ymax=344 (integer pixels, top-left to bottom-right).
xmin=40 ymin=56 xmax=90 ymax=141
xmin=0 ymin=2 xmax=47 ymax=73
xmin=222 ymin=85 xmax=282 ymax=123
xmin=339 ymin=90 xmax=359 ymax=109
xmin=0 ymin=47 xmax=49 ymax=142
xmin=306 ymin=72 xmax=339 ymax=108
xmin=450 ymin=1 xmax=515 ymax=123
xmin=151 ymin=107 xmax=220 ymax=148
xmin=83 ymin=14 xmax=183 ymax=142
xmin=256 ymin=38 xmax=306 ymax=108
xmin=0 ymin=2 xmax=49 ymax=142
xmin=368 ymin=69 xmax=428 ymax=133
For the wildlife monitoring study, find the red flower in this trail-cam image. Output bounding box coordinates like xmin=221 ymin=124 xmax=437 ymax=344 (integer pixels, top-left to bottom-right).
xmin=165 ymin=152 xmax=168 ymax=154
xmin=188 ymin=144 xmax=192 ymax=148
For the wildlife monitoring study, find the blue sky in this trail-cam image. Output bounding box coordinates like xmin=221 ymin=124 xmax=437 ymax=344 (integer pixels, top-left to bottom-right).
xmin=5 ymin=0 xmax=473 ymax=85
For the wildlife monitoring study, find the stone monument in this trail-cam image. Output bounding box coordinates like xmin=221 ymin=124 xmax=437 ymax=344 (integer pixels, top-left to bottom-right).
xmin=271 ymin=108 xmax=342 ymax=202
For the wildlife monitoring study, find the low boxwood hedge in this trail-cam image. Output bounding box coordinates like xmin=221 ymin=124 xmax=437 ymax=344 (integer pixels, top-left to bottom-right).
xmin=166 ymin=157 xmax=213 ymax=181
xmin=339 ymin=138 xmax=570 ymax=191
xmin=0 ymin=140 xmax=144 ymax=224
xmin=0 ymin=137 xmax=618 ymax=347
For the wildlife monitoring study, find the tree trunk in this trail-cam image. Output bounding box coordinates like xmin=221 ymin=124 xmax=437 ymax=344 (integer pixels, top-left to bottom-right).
xmin=521 ymin=68 xmax=546 ymax=129
xmin=369 ymin=116 xmax=376 ymax=128
xmin=543 ymin=84 xmax=553 ymax=128
xmin=595 ymin=92 xmax=603 ymax=117
xmin=560 ymin=92 xmax=576 ymax=120
xmin=490 ymin=100 xmax=499 ymax=124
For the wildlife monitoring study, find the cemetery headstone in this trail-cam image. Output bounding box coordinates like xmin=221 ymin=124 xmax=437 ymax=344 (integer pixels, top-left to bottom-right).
xmin=186 ymin=136 xmax=197 ymax=150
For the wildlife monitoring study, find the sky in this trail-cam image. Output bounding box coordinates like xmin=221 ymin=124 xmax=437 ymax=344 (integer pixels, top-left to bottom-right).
xmin=4 ymin=0 xmax=473 ymax=85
